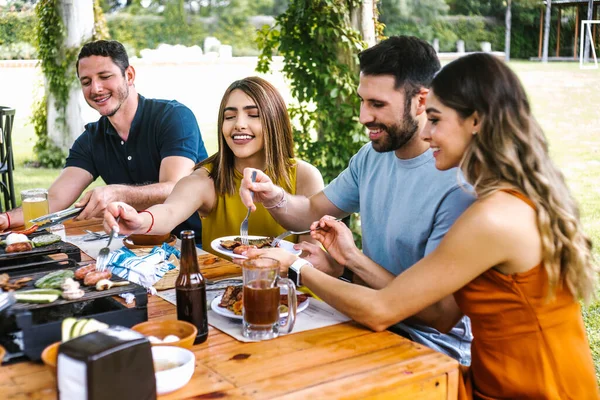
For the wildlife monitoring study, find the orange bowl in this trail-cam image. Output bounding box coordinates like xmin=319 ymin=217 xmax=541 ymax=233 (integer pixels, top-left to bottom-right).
xmin=131 ymin=320 xmax=197 ymax=349
xmin=41 ymin=341 xmax=60 ymax=376
xmin=123 ymin=233 xmax=177 ymax=249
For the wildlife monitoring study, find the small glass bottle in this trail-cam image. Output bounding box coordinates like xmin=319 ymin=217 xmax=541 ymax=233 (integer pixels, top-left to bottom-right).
xmin=175 ymin=230 xmax=208 ymax=344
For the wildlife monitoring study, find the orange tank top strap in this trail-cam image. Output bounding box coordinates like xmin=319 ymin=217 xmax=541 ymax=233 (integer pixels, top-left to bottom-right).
xmin=500 ymin=188 xmax=536 ymax=210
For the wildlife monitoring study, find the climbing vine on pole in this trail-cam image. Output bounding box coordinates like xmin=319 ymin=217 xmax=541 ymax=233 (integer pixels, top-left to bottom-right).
xmin=257 ymin=0 xmax=368 ymax=184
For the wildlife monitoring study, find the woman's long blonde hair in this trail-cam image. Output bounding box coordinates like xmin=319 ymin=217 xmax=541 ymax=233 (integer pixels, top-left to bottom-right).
xmin=432 ymin=53 xmax=598 ymax=303
xmin=196 ymin=77 xmax=295 ymax=195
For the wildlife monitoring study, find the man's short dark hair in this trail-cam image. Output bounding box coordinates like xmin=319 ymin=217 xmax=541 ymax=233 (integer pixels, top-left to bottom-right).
xmin=76 ymin=40 xmax=129 ymax=77
xmin=359 ymin=36 xmax=441 ymax=99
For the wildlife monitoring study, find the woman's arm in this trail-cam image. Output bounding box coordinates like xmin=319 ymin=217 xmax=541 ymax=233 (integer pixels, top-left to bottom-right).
xmin=308 ymin=200 xmax=517 ymax=331
xmin=103 ymin=168 xmax=217 ymax=235
xmin=248 ymin=197 xmax=522 ymax=333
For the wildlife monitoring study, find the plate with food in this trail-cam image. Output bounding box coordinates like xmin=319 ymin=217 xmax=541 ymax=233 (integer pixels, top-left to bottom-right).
xmin=0 ymin=231 xmax=64 ymax=260
xmin=210 ymin=235 xmax=301 ymax=259
xmin=210 ymin=285 xmax=310 ymax=320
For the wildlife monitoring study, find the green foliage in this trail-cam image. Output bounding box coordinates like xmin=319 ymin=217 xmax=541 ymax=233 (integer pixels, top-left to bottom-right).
xmin=30 ymin=95 xmax=66 ymax=169
xmin=0 ymin=10 xmax=37 ymax=59
xmin=0 ymin=10 xmax=37 ymax=46
xmin=582 ymin=298 xmax=600 ymax=382
xmin=382 ymin=12 xmax=503 ymax=53
xmin=256 ymin=0 xmax=367 ymax=184
xmin=105 ymin=14 xmax=210 ymax=55
xmin=33 ymin=0 xmax=77 ymax=167
xmin=93 ymin=0 xmax=110 ymax=40
xmin=35 ymin=0 xmax=77 ymax=113
xmin=434 ymin=16 xmax=503 ymax=52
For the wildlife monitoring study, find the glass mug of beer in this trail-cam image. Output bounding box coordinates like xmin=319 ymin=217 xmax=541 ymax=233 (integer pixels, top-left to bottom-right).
xmin=21 ymin=188 xmax=49 ymax=229
xmin=241 ymin=257 xmax=297 ymax=341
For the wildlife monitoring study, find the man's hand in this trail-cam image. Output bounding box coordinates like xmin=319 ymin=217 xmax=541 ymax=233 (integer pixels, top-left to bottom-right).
xmin=75 ymin=186 xmax=125 ymax=220
xmin=294 ymin=241 xmax=343 ymax=277
xmin=103 ymin=202 xmax=145 ymax=235
xmin=0 ymin=214 xmax=9 ymax=232
xmin=310 ymin=216 xmax=360 ymax=267
xmin=239 ymin=168 xmax=285 ymax=212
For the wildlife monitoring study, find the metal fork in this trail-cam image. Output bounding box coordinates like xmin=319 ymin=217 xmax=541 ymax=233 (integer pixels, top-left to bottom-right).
xmin=95 ymin=210 xmax=122 ymax=272
xmin=271 ymin=218 xmax=343 ymax=247
xmin=239 ymin=170 xmax=257 ymax=245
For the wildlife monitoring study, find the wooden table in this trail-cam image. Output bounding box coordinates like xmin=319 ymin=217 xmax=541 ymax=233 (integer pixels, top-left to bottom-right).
xmin=1 ymin=219 xmax=459 ymax=399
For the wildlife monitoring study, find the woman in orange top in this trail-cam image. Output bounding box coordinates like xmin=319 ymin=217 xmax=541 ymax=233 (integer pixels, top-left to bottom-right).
xmin=245 ymin=54 xmax=599 ymax=398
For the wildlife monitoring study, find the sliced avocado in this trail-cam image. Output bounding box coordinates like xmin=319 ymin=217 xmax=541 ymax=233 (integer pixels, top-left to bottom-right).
xmin=62 ymin=317 xmax=77 ymax=342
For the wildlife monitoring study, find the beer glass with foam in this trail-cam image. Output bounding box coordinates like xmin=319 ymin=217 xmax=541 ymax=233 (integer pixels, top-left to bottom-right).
xmin=21 ymin=188 xmax=49 ymax=229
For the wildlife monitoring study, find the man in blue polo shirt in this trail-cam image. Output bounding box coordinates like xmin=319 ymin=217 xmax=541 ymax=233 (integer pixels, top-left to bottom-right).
xmin=0 ymin=40 xmax=207 ymax=239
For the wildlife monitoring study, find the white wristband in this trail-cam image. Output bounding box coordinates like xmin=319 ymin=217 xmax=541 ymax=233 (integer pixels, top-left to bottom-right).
xmin=288 ymin=258 xmax=313 ymax=286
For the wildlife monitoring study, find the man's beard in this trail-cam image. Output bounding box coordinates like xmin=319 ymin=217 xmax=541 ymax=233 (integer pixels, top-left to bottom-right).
xmin=367 ymin=109 xmax=419 ymax=153
xmin=90 ymin=83 xmax=129 ymax=117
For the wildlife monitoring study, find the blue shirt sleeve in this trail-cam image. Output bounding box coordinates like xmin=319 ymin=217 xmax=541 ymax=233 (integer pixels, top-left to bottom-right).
xmin=157 ymin=103 xmax=207 ymax=162
xmin=424 ymin=185 xmax=475 ymax=256
xmin=64 ymin=128 xmax=99 ymax=180
xmin=323 ymin=148 xmax=364 ymax=214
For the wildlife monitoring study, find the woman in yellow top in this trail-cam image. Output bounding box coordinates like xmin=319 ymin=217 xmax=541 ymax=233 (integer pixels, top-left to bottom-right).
xmin=103 ymin=76 xmax=324 ymax=254
xmin=243 ymin=54 xmax=599 ymax=398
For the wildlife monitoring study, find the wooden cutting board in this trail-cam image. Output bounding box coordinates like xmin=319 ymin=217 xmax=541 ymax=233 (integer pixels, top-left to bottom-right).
xmin=154 ymin=252 xmax=241 ymax=291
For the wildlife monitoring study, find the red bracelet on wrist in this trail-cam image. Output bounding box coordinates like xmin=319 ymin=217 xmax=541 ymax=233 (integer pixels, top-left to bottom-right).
xmin=5 ymin=213 xmax=10 ymax=229
xmin=139 ymin=210 xmax=154 ymax=234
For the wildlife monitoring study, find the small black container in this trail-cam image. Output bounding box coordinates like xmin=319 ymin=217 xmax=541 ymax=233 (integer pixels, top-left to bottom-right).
xmin=57 ymin=327 xmax=156 ymax=400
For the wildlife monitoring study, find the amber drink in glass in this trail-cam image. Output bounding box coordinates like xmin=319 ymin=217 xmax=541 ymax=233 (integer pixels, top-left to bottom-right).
xmin=22 ymin=188 xmax=49 ymax=229
xmin=242 ymin=257 xmax=297 ymax=340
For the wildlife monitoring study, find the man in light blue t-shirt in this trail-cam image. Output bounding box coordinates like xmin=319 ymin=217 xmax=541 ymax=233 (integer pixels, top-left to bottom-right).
xmin=239 ymin=36 xmax=475 ymax=365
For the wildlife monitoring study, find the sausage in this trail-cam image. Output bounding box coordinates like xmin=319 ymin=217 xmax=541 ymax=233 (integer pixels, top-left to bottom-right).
xmin=12 ymin=225 xmax=39 ymax=236
xmin=233 ymin=245 xmax=256 ymax=255
xmin=5 ymin=242 xmax=33 ymax=253
xmin=84 ymin=271 xmax=112 ymax=286
xmin=75 ymin=264 xmax=97 ymax=280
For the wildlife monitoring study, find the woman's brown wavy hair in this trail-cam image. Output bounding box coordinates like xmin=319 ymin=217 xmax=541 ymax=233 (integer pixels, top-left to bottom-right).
xmin=432 ymin=53 xmax=597 ymax=303
xmin=196 ymin=77 xmax=295 ymax=195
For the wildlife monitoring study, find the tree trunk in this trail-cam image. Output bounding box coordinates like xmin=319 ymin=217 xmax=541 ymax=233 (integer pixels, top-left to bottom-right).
xmin=47 ymin=0 xmax=95 ymax=150
xmin=505 ymin=0 xmax=512 ymax=61
xmin=351 ymin=0 xmax=376 ymax=48
xmin=542 ymin=0 xmax=552 ymax=63
xmin=360 ymin=0 xmax=376 ymax=47
xmin=584 ymin=0 xmax=594 ymax=62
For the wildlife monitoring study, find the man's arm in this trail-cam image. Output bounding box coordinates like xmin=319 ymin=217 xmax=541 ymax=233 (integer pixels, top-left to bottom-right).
xmin=76 ymin=156 xmax=195 ymax=220
xmin=0 ymin=167 xmax=93 ymax=230
xmin=240 ymin=168 xmax=347 ymax=231
xmin=294 ymin=160 xmax=325 ymax=243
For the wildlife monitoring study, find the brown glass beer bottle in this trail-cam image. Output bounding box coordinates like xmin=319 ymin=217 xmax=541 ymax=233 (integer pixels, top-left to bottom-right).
xmin=175 ymin=230 xmax=208 ymax=344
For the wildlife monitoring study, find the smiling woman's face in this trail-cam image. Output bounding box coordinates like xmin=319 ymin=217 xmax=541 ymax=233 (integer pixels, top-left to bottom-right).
xmin=222 ymin=89 xmax=265 ymax=163
xmin=422 ymin=90 xmax=477 ymax=171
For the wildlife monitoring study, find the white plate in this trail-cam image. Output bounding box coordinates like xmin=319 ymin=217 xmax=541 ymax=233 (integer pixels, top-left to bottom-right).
xmin=210 ymin=235 xmax=301 ymax=259
xmin=211 ymin=293 xmax=310 ymax=320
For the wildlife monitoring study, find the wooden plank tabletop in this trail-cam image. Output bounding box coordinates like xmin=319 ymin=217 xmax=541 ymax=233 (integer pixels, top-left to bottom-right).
xmin=0 ymin=219 xmax=459 ymax=399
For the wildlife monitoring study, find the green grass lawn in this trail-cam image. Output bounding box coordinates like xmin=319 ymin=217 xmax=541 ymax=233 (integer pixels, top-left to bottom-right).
xmin=9 ymin=61 xmax=600 ymax=380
